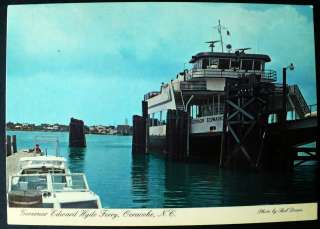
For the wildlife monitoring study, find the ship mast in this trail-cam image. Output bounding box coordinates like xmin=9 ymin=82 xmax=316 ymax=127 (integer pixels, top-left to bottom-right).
xmin=214 ymin=19 xmax=228 ymax=53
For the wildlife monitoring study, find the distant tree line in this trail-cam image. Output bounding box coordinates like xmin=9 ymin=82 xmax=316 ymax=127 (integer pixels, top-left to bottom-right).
xmin=6 ymin=122 xmax=132 ymax=135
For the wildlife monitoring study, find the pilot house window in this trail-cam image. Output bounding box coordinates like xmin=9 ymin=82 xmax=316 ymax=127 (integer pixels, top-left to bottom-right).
xmin=202 ymin=58 xmax=209 ymax=69
xmin=209 ymin=58 xmax=219 ymax=68
xmin=218 ymin=58 xmax=230 ymax=69
xmin=241 ymin=59 xmax=253 ymax=70
xmin=231 ymin=59 xmax=240 ymax=69
xmin=253 ymin=60 xmax=261 ymax=70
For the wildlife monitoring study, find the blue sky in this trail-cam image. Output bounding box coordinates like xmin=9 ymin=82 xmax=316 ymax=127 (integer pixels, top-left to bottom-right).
xmin=6 ymin=3 xmax=316 ymax=126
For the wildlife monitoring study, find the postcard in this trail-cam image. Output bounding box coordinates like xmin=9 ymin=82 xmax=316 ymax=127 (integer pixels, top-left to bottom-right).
xmin=3 ymin=1 xmax=318 ymax=227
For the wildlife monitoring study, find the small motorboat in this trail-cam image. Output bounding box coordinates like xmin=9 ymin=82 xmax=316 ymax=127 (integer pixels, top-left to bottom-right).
xmin=8 ymin=173 xmax=102 ymax=208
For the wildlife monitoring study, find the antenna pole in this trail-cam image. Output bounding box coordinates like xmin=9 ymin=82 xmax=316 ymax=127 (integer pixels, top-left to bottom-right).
xmin=218 ymin=20 xmax=224 ymax=53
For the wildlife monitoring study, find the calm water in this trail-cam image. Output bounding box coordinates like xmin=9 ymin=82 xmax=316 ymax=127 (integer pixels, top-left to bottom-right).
xmin=7 ymin=131 xmax=318 ymax=208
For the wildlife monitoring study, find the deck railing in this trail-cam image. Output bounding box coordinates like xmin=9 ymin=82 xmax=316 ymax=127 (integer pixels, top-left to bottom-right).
xmin=188 ymin=68 xmax=277 ymax=81
xmin=288 ymin=85 xmax=310 ymax=115
xmin=144 ymin=91 xmax=160 ymax=100
xmin=287 ymin=104 xmax=317 ymax=120
xmin=301 ymin=104 xmax=317 ymax=118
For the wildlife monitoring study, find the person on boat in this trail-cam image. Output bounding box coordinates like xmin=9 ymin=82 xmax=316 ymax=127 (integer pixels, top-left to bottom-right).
xmin=34 ymin=144 xmax=42 ymax=154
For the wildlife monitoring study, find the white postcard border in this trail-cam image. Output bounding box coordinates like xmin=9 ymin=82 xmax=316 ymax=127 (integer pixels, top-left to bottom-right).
xmin=7 ymin=202 xmax=318 ymax=226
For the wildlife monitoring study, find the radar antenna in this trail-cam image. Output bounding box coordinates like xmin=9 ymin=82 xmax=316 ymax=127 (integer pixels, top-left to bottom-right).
xmin=205 ymin=40 xmax=220 ymax=52
xmin=235 ymin=48 xmax=251 ymax=54
xmin=213 ymin=20 xmax=228 ymax=53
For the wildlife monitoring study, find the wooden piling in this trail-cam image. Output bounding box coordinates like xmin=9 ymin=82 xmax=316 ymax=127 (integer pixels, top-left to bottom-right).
xmin=132 ymin=115 xmax=146 ymax=153
xmin=6 ymin=135 xmax=12 ymax=156
xmin=132 ymin=101 xmax=149 ymax=154
xmin=142 ymin=101 xmax=149 ymax=153
xmin=69 ymin=118 xmax=86 ymax=147
xmin=219 ymin=81 xmax=229 ymax=167
xmin=12 ymin=135 xmax=17 ymax=153
xmin=166 ymin=109 xmax=188 ymax=160
xmin=142 ymin=101 xmax=148 ymax=119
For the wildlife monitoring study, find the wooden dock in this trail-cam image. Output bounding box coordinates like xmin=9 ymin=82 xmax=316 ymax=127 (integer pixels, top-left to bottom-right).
xmin=6 ymin=151 xmax=37 ymax=191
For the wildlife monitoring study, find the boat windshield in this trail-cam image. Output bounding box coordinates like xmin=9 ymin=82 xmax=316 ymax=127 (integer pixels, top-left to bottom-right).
xmin=21 ymin=168 xmax=65 ymax=174
xmin=51 ymin=174 xmax=88 ymax=191
xmin=10 ymin=174 xmax=88 ymax=192
xmin=20 ymin=160 xmax=65 ymax=168
xmin=10 ymin=175 xmax=48 ymax=191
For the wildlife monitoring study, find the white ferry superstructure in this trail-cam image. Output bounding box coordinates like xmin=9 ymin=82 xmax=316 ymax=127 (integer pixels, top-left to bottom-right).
xmin=144 ymin=50 xmax=276 ymax=156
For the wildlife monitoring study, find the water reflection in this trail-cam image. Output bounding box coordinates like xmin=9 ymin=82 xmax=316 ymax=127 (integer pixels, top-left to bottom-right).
xmin=130 ymin=153 xmax=317 ymax=208
xmin=131 ymin=153 xmax=150 ymax=207
xmin=68 ymin=147 xmax=86 ymax=173
xmin=219 ymin=168 xmax=301 ymax=206
xmin=164 ymin=161 xmax=224 ymax=207
xmin=9 ymin=131 xmax=317 ymax=208
xmin=163 ymin=160 xmax=189 ymax=207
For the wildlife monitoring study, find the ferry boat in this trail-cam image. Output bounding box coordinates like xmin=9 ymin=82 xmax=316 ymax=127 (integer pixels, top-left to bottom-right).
xmin=136 ymin=21 xmax=310 ymax=161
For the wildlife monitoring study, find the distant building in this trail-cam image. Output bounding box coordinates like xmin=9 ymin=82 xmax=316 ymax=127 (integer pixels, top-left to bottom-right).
xmin=109 ymin=128 xmax=117 ymax=135
xmin=117 ymin=125 xmax=131 ymax=135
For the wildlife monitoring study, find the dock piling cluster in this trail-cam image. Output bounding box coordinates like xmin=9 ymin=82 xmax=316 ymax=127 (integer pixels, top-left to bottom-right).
xmin=132 ymin=101 xmax=148 ymax=154
xmin=166 ymin=110 xmax=189 ymax=160
xmin=6 ymin=135 xmax=17 ymax=156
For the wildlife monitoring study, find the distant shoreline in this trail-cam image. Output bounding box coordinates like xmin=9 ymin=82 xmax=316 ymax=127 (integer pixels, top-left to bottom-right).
xmin=6 ymin=129 xmax=68 ymax=132
xmin=6 ymin=129 xmax=132 ymax=136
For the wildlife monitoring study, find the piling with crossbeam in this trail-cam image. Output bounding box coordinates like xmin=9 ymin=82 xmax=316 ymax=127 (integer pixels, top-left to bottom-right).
xmin=261 ymin=121 xmax=317 ymax=171
xmin=219 ymin=77 xmax=274 ymax=169
xmin=220 ymin=84 xmax=317 ymax=171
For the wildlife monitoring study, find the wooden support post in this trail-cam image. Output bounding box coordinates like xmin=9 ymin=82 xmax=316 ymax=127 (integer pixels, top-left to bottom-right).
xmin=142 ymin=101 xmax=148 ymax=153
xmin=165 ymin=110 xmax=188 ymax=160
xmin=255 ymin=130 xmax=266 ymax=168
xmin=186 ymin=114 xmax=190 ymax=158
xmin=219 ymin=82 xmax=229 ymax=167
xmin=166 ymin=110 xmax=172 ymax=158
xmin=12 ymin=135 xmax=17 ymax=153
xmin=212 ymin=95 xmax=215 ymax=115
xmin=132 ymin=115 xmax=146 ymax=154
xmin=282 ymin=67 xmax=287 ymax=124
xmin=142 ymin=101 xmax=148 ymax=118
xmin=217 ymin=94 xmax=220 ymax=114
xmin=219 ymin=112 xmax=227 ymax=167
xmin=6 ymin=135 xmax=12 ymax=156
